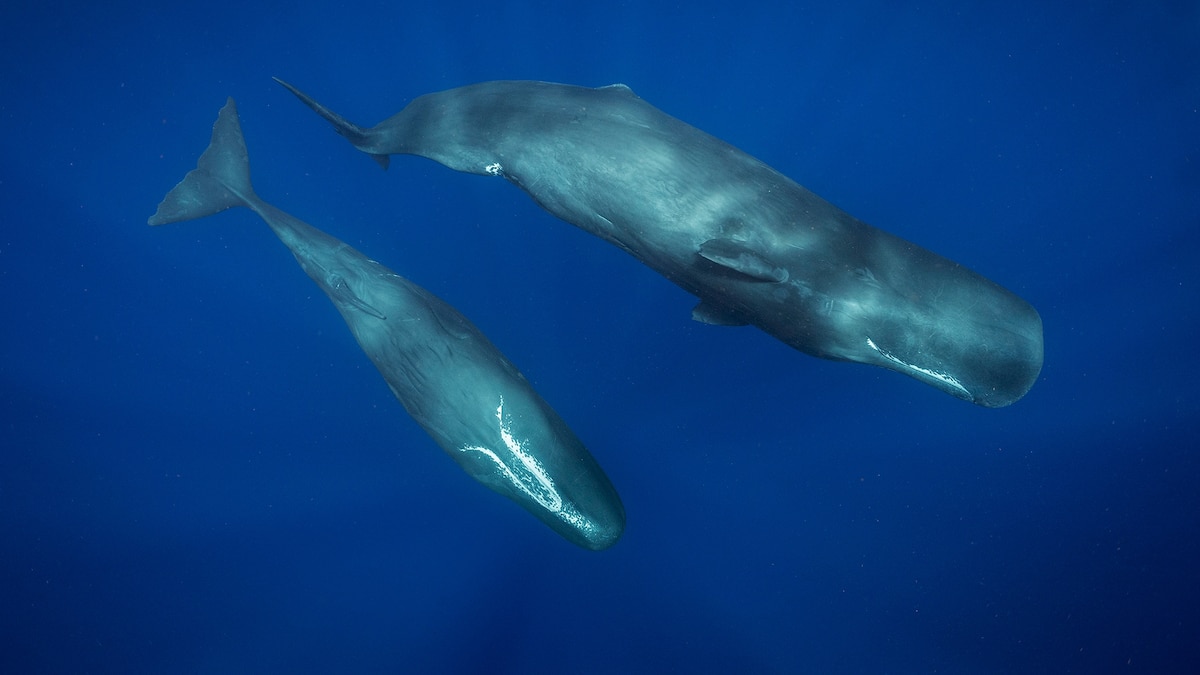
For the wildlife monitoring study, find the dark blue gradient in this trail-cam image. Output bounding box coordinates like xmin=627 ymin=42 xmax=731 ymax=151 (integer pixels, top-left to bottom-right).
xmin=2 ymin=1 xmax=1197 ymax=672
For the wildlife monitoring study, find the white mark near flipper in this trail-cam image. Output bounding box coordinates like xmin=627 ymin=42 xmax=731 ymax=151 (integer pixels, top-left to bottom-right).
xmin=866 ymin=336 xmax=971 ymax=399
xmin=484 ymin=162 xmax=503 ymax=176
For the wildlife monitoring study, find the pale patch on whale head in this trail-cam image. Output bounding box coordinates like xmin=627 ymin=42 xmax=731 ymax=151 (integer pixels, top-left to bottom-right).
xmin=459 ymin=395 xmax=590 ymax=531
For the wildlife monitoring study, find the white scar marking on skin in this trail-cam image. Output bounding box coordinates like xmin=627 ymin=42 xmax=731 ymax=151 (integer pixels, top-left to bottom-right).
xmin=866 ymin=337 xmax=971 ymax=398
xmin=460 ymin=396 xmax=591 ymax=531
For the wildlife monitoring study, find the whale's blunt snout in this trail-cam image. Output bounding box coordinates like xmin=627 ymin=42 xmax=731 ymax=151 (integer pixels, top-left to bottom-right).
xmin=864 ymin=295 xmax=1043 ymax=407
xmin=961 ymin=316 xmax=1044 ymax=407
xmin=550 ymin=466 xmax=625 ymax=551
xmin=972 ymin=310 xmax=1044 ymax=408
xmin=458 ymin=393 xmax=626 ymax=550
xmin=573 ymin=504 xmax=626 ymax=551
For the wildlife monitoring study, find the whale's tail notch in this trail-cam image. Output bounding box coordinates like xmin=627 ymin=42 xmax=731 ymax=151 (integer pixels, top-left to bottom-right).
xmin=148 ymin=97 xmax=255 ymax=226
xmin=272 ymin=76 xmax=391 ymax=170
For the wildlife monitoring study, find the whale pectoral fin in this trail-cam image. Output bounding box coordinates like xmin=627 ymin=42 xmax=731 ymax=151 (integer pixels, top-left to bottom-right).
xmin=692 ymin=301 xmax=749 ymax=326
xmin=698 ymin=238 xmax=789 ymax=283
xmin=327 ymin=274 xmax=387 ymax=320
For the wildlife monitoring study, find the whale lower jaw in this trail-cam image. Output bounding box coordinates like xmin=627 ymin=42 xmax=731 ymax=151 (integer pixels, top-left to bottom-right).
xmin=864 ymin=336 xmax=974 ymax=403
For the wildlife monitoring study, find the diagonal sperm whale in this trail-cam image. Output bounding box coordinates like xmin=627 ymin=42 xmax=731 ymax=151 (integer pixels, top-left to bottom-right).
xmin=276 ymin=77 xmax=1043 ymax=407
xmin=149 ymin=98 xmax=625 ymax=550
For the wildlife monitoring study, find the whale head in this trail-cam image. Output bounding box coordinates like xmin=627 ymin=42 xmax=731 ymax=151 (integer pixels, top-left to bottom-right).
xmin=452 ymin=392 xmax=626 ymax=550
xmin=824 ymin=241 xmax=1044 ymax=408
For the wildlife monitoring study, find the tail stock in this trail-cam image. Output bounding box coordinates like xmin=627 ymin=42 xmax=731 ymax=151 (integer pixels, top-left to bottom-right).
xmin=272 ymin=77 xmax=390 ymax=170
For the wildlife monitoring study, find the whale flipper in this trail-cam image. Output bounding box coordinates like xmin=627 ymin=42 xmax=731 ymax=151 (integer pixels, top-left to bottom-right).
xmin=691 ymin=301 xmax=749 ymax=326
xmin=698 ymin=238 xmax=789 ymax=283
xmin=327 ymin=273 xmax=387 ymax=320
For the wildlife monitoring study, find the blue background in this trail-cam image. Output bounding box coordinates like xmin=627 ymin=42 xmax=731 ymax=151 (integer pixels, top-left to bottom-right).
xmin=2 ymin=1 xmax=1197 ymax=672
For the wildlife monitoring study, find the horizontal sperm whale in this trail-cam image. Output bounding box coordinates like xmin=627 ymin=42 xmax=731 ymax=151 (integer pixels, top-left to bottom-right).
xmin=275 ymin=78 xmax=1044 ymax=407
xmin=149 ymin=98 xmax=625 ymax=550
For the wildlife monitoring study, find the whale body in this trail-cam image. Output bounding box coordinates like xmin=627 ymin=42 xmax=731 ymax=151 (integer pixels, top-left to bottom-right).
xmin=276 ymin=78 xmax=1044 ymax=407
xmin=149 ymin=98 xmax=625 ymax=550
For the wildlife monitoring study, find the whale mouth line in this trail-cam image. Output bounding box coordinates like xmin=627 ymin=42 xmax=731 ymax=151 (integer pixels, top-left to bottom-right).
xmin=460 ymin=395 xmax=563 ymax=512
xmin=865 ymin=336 xmax=972 ymax=400
xmin=459 ymin=395 xmax=593 ymax=533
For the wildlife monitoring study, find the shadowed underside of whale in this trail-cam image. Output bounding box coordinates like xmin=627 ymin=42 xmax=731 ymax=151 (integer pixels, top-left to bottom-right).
xmin=148 ymin=97 xmax=625 ymax=550
xmin=275 ymin=77 xmax=1044 ymax=407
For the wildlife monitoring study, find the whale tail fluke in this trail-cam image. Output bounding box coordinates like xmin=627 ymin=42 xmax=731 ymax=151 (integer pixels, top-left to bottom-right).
xmin=272 ymin=76 xmax=391 ymax=170
xmin=149 ymin=97 xmax=256 ymax=226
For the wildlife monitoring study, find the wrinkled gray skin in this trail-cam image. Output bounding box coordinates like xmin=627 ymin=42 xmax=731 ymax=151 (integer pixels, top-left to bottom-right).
xmin=149 ymin=98 xmax=625 ymax=550
xmin=277 ymin=78 xmax=1044 ymax=407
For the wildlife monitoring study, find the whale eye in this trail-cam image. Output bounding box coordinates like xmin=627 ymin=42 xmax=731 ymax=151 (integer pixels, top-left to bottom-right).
xmin=484 ymin=162 xmax=503 ymax=176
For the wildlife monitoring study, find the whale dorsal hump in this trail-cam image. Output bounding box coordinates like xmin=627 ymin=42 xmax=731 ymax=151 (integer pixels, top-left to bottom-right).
xmin=598 ymin=83 xmax=637 ymax=97
xmin=698 ymin=238 xmax=789 ymax=283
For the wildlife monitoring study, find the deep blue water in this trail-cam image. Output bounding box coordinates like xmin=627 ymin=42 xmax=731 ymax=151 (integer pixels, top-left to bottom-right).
xmin=3 ymin=1 xmax=1198 ymax=672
